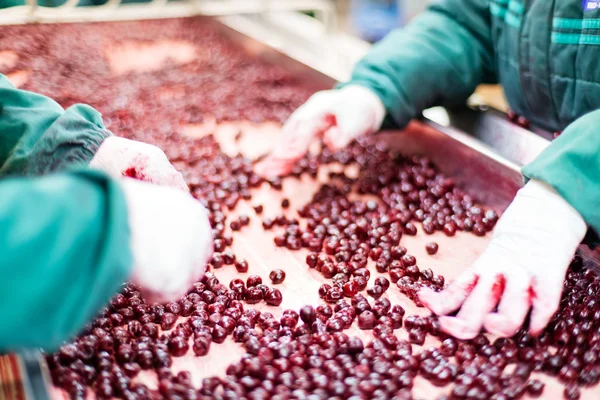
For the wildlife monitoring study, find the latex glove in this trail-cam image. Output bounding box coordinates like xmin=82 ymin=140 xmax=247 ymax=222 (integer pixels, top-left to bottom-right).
xmin=255 ymin=85 xmax=386 ymax=177
xmin=90 ymin=136 xmax=188 ymax=191
xmin=121 ymin=179 xmax=213 ymax=303
xmin=418 ymin=180 xmax=587 ymax=340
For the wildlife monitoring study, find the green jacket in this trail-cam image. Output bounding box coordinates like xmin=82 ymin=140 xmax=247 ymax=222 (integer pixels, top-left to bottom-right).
xmin=0 ymin=75 xmax=132 ymax=351
xmin=344 ymin=0 xmax=600 ymax=240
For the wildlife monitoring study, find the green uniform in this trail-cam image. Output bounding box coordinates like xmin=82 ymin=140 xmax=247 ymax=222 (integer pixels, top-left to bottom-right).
xmin=342 ymin=0 xmax=600 ymax=240
xmin=0 ymin=75 xmax=132 ymax=351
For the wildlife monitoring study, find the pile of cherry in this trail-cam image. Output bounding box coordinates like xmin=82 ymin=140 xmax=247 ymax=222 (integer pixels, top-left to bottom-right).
xmin=48 ymin=138 xmax=598 ymax=400
xmin=1 ymin=17 xmax=598 ymax=400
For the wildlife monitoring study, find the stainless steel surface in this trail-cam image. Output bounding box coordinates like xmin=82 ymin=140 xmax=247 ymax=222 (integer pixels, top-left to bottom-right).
xmin=214 ymin=15 xmax=337 ymax=91
xmin=423 ymin=106 xmax=550 ymax=169
xmin=219 ymin=12 xmax=367 ymax=82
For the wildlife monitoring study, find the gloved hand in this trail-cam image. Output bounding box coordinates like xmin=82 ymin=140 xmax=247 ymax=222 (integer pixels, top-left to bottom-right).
xmin=121 ymin=179 xmax=213 ymax=303
xmin=90 ymin=136 xmax=188 ymax=191
xmin=255 ymin=85 xmax=386 ymax=177
xmin=418 ymin=180 xmax=587 ymax=340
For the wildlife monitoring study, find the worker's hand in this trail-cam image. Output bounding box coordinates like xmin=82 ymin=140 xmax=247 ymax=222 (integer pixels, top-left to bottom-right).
xmin=90 ymin=136 xmax=188 ymax=191
xmin=255 ymin=85 xmax=386 ymax=177
xmin=418 ymin=180 xmax=587 ymax=340
xmin=121 ymin=179 xmax=213 ymax=303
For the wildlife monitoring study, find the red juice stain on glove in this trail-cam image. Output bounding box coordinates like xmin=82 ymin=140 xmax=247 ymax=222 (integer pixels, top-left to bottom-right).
xmin=122 ymin=167 xmax=147 ymax=181
xmin=491 ymin=275 xmax=506 ymax=304
xmin=464 ymin=275 xmax=479 ymax=294
xmin=324 ymin=113 xmax=337 ymax=127
xmin=527 ymin=286 xmax=537 ymax=305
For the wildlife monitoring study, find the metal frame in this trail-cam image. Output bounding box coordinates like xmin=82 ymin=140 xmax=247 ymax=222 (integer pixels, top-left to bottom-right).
xmin=0 ymin=0 xmax=336 ymax=29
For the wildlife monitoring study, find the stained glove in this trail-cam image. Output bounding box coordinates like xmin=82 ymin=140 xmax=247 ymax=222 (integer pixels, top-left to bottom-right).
xmin=255 ymin=85 xmax=386 ymax=177
xmin=121 ymin=179 xmax=213 ymax=303
xmin=418 ymin=180 xmax=587 ymax=340
xmin=90 ymin=136 xmax=188 ymax=191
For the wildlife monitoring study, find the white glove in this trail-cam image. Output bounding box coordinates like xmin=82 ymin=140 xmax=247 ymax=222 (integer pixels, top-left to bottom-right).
xmin=255 ymin=85 xmax=386 ymax=177
xmin=418 ymin=180 xmax=587 ymax=340
xmin=121 ymin=179 xmax=213 ymax=303
xmin=90 ymin=136 xmax=188 ymax=191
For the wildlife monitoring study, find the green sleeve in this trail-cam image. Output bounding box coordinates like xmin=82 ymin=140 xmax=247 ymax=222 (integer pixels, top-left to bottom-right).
xmin=522 ymin=110 xmax=600 ymax=242
xmin=0 ymin=74 xmax=111 ymax=177
xmin=340 ymin=0 xmax=496 ymax=128
xmin=0 ymin=170 xmax=132 ymax=351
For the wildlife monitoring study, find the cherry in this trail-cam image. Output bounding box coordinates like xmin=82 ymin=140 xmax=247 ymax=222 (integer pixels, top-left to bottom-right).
xmin=212 ymin=326 xmax=228 ymax=344
xmin=374 ymin=277 xmax=390 ymax=291
xmin=348 ymin=337 xmax=364 ymax=353
xmin=367 ymin=285 xmax=384 ymax=299
xmin=245 ymin=288 xmax=263 ymax=304
xmin=342 ymin=280 xmax=359 ymax=297
xmin=326 ymin=288 xmax=343 ymax=303
xmin=358 ymin=311 xmax=377 ymax=330
xmin=59 ymin=344 xmax=78 ymax=363
xmin=274 ymin=235 xmax=286 ymax=247
xmin=168 ymin=336 xmax=189 ymax=357
xmin=526 ymin=379 xmax=545 ymax=397
xmin=230 ymin=220 xmax=241 ymax=231
xmin=235 ymin=259 xmax=249 ymax=273
xmin=300 ymin=306 xmax=316 ymax=325
xmin=247 ymin=275 xmax=262 ymax=287
xmin=269 ymin=269 xmax=286 ymax=284
xmin=408 ymin=329 xmax=425 ymax=345
xmin=306 ymin=253 xmax=318 ymax=268
xmin=355 ymin=276 xmax=368 ymax=291
xmin=158 ymin=313 xmax=177 ymax=331
xmin=404 ymin=223 xmax=417 ymax=236
xmin=564 ymin=383 xmax=580 ymax=400
xmin=401 ymin=254 xmax=416 ymax=267
xmin=211 ymin=253 xmax=224 ymax=269
xmin=440 ymin=338 xmax=458 ymax=357
xmin=425 ymin=242 xmax=439 ymax=255
xmin=264 ymin=288 xmax=283 ymax=306
xmin=239 ymin=215 xmax=250 ymax=226
xmin=193 ymin=336 xmax=211 ymax=357
xmin=263 ymin=218 xmax=275 ymax=230
xmin=165 ymin=302 xmax=181 ymax=316
xmin=390 ymin=269 xmax=405 ymax=283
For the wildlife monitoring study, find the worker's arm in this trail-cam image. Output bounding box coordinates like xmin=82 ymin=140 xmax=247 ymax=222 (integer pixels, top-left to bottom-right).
xmin=0 ymin=170 xmax=131 ymax=351
xmin=522 ymin=110 xmax=600 ymax=240
xmin=0 ymin=75 xmax=188 ymax=189
xmin=256 ymin=0 xmax=495 ymax=177
xmin=419 ymin=112 xmax=600 ymax=340
xmin=344 ymin=0 xmax=496 ymax=126
xmin=0 ymin=75 xmax=111 ymax=176
xmin=0 ymin=170 xmax=213 ymax=352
